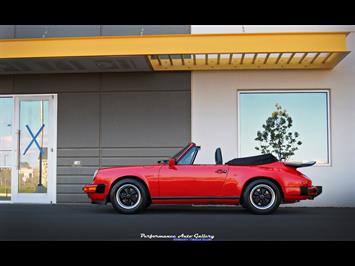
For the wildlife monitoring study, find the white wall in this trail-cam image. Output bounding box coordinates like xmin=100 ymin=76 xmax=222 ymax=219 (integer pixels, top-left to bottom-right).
xmin=191 ymin=26 xmax=355 ymax=207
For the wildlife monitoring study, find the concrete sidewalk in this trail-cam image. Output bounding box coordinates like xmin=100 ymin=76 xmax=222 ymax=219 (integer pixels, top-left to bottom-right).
xmin=1 ymin=204 xmax=355 ymax=241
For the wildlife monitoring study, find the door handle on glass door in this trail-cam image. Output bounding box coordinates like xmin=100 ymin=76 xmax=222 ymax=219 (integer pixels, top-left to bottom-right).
xmin=215 ymin=169 xmax=227 ymax=174
xmin=17 ymin=129 xmax=20 ymax=170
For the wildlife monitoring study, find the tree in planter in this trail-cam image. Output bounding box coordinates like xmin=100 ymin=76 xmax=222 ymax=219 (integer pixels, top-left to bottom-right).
xmin=254 ymin=103 xmax=302 ymax=161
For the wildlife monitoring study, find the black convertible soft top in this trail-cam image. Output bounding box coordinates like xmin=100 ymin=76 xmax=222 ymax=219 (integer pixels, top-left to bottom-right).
xmin=226 ymin=154 xmax=278 ymax=166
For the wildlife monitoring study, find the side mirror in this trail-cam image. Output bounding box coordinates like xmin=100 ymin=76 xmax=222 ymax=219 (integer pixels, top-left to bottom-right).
xmin=168 ymin=159 xmax=176 ymax=169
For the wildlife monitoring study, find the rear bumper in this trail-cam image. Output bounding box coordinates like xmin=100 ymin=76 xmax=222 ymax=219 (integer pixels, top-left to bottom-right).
xmin=300 ymin=186 xmax=322 ymax=199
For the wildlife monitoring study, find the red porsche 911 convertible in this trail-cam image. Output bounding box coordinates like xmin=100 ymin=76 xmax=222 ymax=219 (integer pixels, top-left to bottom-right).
xmin=83 ymin=142 xmax=322 ymax=215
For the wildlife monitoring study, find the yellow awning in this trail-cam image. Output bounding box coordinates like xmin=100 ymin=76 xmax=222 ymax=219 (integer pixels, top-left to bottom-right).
xmin=0 ymin=32 xmax=350 ymax=73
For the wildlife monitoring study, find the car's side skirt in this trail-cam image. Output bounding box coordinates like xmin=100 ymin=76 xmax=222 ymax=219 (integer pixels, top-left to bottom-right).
xmin=151 ymin=196 xmax=240 ymax=205
xmin=152 ymin=196 xmax=240 ymax=200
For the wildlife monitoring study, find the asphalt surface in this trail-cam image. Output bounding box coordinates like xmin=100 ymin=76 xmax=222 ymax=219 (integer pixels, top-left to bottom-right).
xmin=1 ymin=204 xmax=355 ymax=241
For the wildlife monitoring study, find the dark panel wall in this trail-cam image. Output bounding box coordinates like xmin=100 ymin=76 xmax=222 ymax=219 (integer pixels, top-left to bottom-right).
xmin=101 ymin=92 xmax=190 ymax=148
xmin=0 ymin=72 xmax=191 ymax=203
xmin=13 ymin=73 xmax=102 ymax=93
xmin=0 ymin=76 xmax=13 ymax=93
xmin=0 ymin=25 xmax=190 ymax=39
xmin=58 ymin=93 xmax=100 ymax=148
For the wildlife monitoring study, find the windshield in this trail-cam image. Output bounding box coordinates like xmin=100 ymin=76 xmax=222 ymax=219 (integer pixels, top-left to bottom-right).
xmin=172 ymin=143 xmax=193 ymax=160
xmin=177 ymin=146 xmax=200 ymax=165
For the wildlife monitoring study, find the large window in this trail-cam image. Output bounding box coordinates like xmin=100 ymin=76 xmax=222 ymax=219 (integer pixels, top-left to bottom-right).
xmin=238 ymin=90 xmax=330 ymax=165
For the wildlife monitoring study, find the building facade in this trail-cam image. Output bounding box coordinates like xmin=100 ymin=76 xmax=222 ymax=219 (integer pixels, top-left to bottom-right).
xmin=0 ymin=25 xmax=354 ymax=206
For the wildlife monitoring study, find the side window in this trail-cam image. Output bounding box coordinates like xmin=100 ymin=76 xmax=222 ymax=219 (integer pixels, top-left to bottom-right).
xmin=178 ymin=147 xmax=199 ymax=165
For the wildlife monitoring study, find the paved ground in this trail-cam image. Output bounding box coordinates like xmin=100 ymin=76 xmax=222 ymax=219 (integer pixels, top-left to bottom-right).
xmin=1 ymin=204 xmax=355 ymax=241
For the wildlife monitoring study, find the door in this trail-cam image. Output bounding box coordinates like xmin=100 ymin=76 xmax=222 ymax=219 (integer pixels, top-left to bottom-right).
xmin=158 ymin=165 xmax=229 ymax=198
xmin=0 ymin=97 xmax=13 ymax=201
xmin=10 ymin=95 xmax=57 ymax=203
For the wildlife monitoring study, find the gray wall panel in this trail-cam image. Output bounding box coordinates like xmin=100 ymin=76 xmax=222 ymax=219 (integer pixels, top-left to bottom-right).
xmin=57 ymin=184 xmax=87 ymax=194
xmin=57 ymin=194 xmax=89 ymax=203
xmin=57 ymin=176 xmax=93 ymax=184
xmin=101 ymin=147 xmax=181 ymax=157
xmin=101 ymin=25 xmax=143 ymax=36
xmin=101 ymin=25 xmax=190 ymax=36
xmin=14 ymin=74 xmax=101 ymax=93
xmin=102 ymin=72 xmax=190 ymax=91
xmin=0 ymin=25 xmax=15 ymax=39
xmin=101 ymin=157 xmax=164 ymax=167
xmin=58 ymin=93 xmax=100 ymax=148
xmin=58 ymin=157 xmax=99 ymax=167
xmin=10 ymin=25 xmax=190 ymax=39
xmin=15 ymin=25 xmax=101 ymax=38
xmin=141 ymin=25 xmax=190 ymax=35
xmin=101 ymin=91 xmax=191 ymax=147
xmin=57 ymin=148 xmax=100 ymax=157
xmin=57 ymin=166 xmax=98 ymax=176
xmin=0 ymin=76 xmax=13 ymax=93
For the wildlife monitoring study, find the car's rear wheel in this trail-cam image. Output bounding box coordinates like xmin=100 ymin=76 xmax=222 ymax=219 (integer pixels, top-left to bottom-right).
xmin=110 ymin=178 xmax=148 ymax=214
xmin=242 ymin=179 xmax=281 ymax=215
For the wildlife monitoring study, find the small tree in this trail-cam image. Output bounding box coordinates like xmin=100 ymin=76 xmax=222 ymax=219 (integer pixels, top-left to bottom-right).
xmin=254 ymin=103 xmax=302 ymax=161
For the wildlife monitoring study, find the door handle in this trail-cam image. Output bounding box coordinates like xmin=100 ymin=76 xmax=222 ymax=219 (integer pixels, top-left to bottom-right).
xmin=17 ymin=129 xmax=21 ymax=170
xmin=215 ymin=169 xmax=227 ymax=174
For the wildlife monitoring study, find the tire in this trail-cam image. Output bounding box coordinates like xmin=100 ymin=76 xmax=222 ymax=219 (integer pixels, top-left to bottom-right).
xmin=242 ymin=179 xmax=281 ymax=215
xmin=110 ymin=178 xmax=149 ymax=214
xmin=240 ymin=202 xmax=247 ymax=209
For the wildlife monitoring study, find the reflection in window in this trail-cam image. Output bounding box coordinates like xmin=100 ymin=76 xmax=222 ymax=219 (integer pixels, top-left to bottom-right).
xmin=19 ymin=100 xmax=49 ymax=193
xmin=0 ymin=97 xmax=12 ymax=149
xmin=239 ymin=91 xmax=329 ymax=164
xmin=0 ymin=168 xmax=11 ymax=200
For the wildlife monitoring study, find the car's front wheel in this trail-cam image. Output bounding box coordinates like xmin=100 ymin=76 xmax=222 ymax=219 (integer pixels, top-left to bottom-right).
xmin=242 ymin=179 xmax=281 ymax=215
xmin=110 ymin=178 xmax=149 ymax=214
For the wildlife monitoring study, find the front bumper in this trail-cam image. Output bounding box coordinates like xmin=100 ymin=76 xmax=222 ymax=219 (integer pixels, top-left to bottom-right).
xmin=83 ymin=184 xmax=105 ymax=193
xmin=300 ymin=186 xmax=322 ymax=199
xmin=83 ymin=183 xmax=107 ymax=203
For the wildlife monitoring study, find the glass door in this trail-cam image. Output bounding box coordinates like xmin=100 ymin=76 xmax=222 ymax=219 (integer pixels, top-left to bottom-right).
xmin=11 ymin=95 xmax=57 ymax=203
xmin=0 ymin=97 xmax=13 ymax=201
